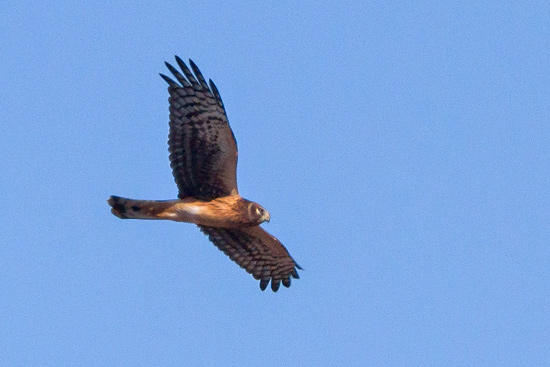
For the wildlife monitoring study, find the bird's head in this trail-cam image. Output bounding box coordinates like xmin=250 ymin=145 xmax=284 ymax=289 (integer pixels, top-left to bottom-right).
xmin=247 ymin=202 xmax=270 ymax=224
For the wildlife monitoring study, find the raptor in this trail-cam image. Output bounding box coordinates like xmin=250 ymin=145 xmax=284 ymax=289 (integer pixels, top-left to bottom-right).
xmin=108 ymin=56 xmax=301 ymax=292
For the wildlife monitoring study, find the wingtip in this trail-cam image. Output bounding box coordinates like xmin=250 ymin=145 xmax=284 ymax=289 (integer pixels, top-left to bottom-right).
xmin=271 ymin=280 xmax=281 ymax=292
xmin=259 ymin=279 xmax=269 ymax=291
xmin=159 ymin=73 xmax=175 ymax=86
xmin=282 ymin=277 xmax=291 ymax=288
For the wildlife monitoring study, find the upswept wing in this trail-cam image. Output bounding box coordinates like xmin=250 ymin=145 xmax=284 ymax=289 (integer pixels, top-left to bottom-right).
xmin=160 ymin=56 xmax=238 ymax=199
xmin=199 ymin=225 xmax=302 ymax=292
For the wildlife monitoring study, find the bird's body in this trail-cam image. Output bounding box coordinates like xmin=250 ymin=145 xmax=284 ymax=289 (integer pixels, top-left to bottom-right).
xmin=108 ymin=56 xmax=301 ymax=292
xmin=109 ymin=195 xmax=268 ymax=228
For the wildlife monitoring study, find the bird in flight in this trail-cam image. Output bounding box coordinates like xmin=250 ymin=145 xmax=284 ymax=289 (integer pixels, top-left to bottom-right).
xmin=108 ymin=56 xmax=301 ymax=292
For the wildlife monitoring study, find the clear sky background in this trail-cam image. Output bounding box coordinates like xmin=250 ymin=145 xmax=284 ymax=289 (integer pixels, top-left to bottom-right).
xmin=1 ymin=1 xmax=549 ymax=366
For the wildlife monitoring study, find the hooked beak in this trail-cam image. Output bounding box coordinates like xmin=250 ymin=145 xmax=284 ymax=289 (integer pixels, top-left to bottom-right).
xmin=263 ymin=212 xmax=271 ymax=223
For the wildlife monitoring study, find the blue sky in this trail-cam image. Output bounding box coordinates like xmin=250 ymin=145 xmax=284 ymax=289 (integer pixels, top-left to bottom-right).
xmin=1 ymin=1 xmax=549 ymax=366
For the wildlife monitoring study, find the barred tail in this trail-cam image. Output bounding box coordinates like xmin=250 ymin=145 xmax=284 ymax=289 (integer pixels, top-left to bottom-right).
xmin=107 ymin=195 xmax=172 ymax=220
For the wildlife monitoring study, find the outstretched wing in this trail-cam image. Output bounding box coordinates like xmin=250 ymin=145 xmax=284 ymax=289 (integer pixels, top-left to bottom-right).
xmin=160 ymin=56 xmax=238 ymax=199
xmin=199 ymin=225 xmax=302 ymax=292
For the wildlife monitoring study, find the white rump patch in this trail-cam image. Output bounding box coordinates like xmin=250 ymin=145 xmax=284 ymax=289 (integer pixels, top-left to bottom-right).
xmin=186 ymin=206 xmax=203 ymax=215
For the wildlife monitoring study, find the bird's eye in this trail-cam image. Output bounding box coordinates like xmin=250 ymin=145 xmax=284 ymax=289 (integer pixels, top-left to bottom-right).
xmin=255 ymin=207 xmax=261 ymax=215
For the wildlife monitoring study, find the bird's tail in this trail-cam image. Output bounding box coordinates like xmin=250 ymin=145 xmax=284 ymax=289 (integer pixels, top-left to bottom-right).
xmin=107 ymin=195 xmax=172 ymax=220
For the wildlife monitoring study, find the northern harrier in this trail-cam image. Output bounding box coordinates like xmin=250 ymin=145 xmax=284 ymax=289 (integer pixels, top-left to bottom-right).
xmin=108 ymin=56 xmax=301 ymax=292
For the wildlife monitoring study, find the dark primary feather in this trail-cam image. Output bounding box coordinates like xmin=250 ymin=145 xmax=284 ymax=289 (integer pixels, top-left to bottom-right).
xmin=199 ymin=225 xmax=302 ymax=292
xmin=161 ymin=57 xmax=238 ymax=199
